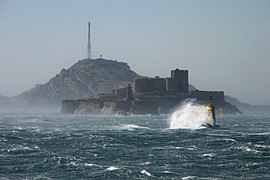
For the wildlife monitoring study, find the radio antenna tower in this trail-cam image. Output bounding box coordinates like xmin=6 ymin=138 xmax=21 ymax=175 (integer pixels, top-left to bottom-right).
xmin=87 ymin=22 xmax=92 ymax=60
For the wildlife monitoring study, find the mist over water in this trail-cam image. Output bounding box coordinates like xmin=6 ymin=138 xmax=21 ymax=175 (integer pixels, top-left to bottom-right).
xmin=169 ymin=99 xmax=208 ymax=129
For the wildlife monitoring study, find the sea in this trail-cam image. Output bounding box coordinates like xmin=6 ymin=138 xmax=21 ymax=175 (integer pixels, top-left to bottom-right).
xmin=0 ymin=102 xmax=269 ymax=179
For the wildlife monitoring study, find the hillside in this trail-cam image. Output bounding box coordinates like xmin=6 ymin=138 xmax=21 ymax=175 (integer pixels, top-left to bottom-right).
xmin=224 ymin=95 xmax=252 ymax=109
xmin=6 ymin=59 xmax=142 ymax=106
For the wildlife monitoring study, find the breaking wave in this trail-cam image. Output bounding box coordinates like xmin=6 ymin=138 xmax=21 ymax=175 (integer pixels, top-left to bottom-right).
xmin=169 ymin=99 xmax=209 ymax=129
xmin=118 ymin=124 xmax=151 ymax=131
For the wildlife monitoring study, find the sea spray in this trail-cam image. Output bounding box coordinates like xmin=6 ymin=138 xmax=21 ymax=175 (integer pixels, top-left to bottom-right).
xmin=169 ymin=99 xmax=209 ymax=129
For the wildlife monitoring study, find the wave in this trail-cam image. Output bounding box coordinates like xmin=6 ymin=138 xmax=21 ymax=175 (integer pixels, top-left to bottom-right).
xmin=105 ymin=166 xmax=120 ymax=171
xmin=141 ymin=169 xmax=152 ymax=177
xmin=169 ymin=99 xmax=209 ymax=129
xmin=117 ymin=124 xmax=151 ymax=131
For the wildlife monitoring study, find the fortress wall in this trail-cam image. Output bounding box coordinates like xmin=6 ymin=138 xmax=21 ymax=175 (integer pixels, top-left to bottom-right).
xmin=150 ymin=78 xmax=166 ymax=92
xmin=135 ymin=69 xmax=189 ymax=95
xmin=191 ymin=90 xmax=225 ymax=104
xmin=134 ymin=78 xmax=166 ymax=93
xmin=166 ymin=77 xmax=176 ymax=94
xmin=134 ymin=78 xmax=150 ymax=93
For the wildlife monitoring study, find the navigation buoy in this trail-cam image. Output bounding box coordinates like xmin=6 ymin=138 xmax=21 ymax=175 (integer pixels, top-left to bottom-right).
xmin=204 ymin=96 xmax=216 ymax=127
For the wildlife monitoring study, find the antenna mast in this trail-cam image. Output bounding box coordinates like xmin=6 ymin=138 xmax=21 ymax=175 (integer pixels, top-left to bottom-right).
xmin=87 ymin=22 xmax=92 ymax=60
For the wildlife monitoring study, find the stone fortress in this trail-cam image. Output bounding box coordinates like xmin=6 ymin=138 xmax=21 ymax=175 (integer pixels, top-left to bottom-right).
xmin=61 ymin=68 xmax=238 ymax=114
xmin=135 ymin=69 xmax=189 ymax=95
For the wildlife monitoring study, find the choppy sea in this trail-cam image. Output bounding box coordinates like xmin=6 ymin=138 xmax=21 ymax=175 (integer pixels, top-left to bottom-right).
xmin=0 ymin=104 xmax=269 ymax=179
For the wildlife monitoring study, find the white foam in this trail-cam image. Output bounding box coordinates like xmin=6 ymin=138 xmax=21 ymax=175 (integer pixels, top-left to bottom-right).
xmin=202 ymin=153 xmax=216 ymax=159
xmin=187 ymin=145 xmax=197 ymax=150
xmin=169 ymin=99 xmax=208 ymax=130
xmin=182 ymin=176 xmax=197 ymax=180
xmin=224 ymin=138 xmax=236 ymax=142
xmin=255 ymin=144 xmax=270 ymax=149
xmin=141 ymin=170 xmax=152 ymax=176
xmin=236 ymin=146 xmax=261 ymax=154
xmin=139 ymin=161 xmax=151 ymax=165
xmin=8 ymin=146 xmax=33 ymax=152
xmin=106 ymin=166 xmax=120 ymax=171
xmin=84 ymin=163 xmax=98 ymax=167
xmin=119 ymin=124 xmax=150 ymax=131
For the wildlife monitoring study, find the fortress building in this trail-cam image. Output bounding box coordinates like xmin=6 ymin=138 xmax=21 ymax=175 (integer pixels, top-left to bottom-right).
xmin=62 ymin=68 xmax=240 ymax=114
xmin=134 ymin=69 xmax=188 ymax=95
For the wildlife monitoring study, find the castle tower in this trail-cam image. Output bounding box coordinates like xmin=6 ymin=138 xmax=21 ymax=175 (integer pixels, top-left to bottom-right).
xmin=171 ymin=69 xmax=189 ymax=93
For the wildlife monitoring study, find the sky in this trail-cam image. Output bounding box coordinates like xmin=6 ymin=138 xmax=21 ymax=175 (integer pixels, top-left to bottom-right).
xmin=0 ymin=0 xmax=269 ymax=105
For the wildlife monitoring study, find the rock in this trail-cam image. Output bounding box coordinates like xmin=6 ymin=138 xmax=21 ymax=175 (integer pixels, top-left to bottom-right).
xmin=2 ymin=58 xmax=142 ymax=107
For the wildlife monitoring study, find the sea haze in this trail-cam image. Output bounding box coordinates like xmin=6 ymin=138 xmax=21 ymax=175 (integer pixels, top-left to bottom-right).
xmin=0 ymin=108 xmax=269 ymax=179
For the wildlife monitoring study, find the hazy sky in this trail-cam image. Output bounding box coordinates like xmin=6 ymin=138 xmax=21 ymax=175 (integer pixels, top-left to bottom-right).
xmin=0 ymin=0 xmax=269 ymax=105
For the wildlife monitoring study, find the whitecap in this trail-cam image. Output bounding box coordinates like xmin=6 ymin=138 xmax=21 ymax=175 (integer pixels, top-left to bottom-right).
xmin=67 ymin=161 xmax=80 ymax=166
xmin=54 ymin=128 xmax=64 ymax=132
xmin=14 ymin=126 xmax=23 ymax=130
xmin=187 ymin=145 xmax=197 ymax=150
xmin=224 ymin=138 xmax=236 ymax=142
xmin=202 ymin=153 xmax=216 ymax=159
xmin=174 ymin=146 xmax=184 ymax=149
xmin=249 ymin=132 xmax=270 ymax=135
xmin=237 ymin=146 xmax=261 ymax=154
xmin=141 ymin=169 xmax=152 ymax=177
xmin=106 ymin=166 xmax=120 ymax=171
xmin=8 ymin=146 xmax=33 ymax=153
xmin=32 ymin=128 xmax=41 ymax=132
xmin=119 ymin=124 xmax=150 ymax=131
xmin=139 ymin=162 xmax=151 ymax=166
xmin=164 ymin=171 xmax=171 ymax=173
xmin=84 ymin=163 xmax=99 ymax=167
xmin=255 ymin=144 xmax=270 ymax=149
xmin=245 ymin=162 xmax=260 ymax=168
xmin=182 ymin=176 xmax=197 ymax=180
xmin=0 ymin=138 xmax=7 ymax=142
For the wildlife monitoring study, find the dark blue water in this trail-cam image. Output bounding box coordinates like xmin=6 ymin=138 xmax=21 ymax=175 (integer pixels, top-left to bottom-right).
xmin=0 ymin=109 xmax=269 ymax=179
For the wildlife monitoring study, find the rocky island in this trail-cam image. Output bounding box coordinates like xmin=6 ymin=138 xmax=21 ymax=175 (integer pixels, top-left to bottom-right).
xmin=61 ymin=59 xmax=241 ymax=115
xmin=0 ymin=58 xmax=241 ymax=114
